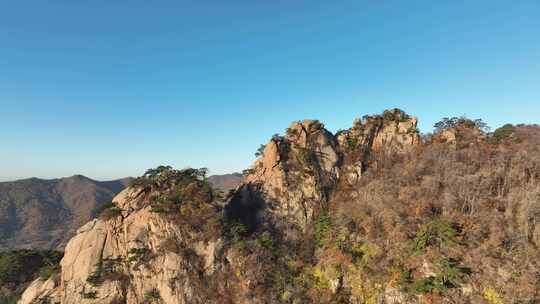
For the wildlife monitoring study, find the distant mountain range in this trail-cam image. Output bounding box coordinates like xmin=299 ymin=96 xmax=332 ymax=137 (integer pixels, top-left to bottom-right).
xmin=207 ymin=172 xmax=244 ymax=193
xmin=0 ymin=173 xmax=243 ymax=251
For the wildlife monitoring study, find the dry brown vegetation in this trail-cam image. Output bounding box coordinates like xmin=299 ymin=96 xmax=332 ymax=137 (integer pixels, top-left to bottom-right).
xmin=323 ymin=123 xmax=540 ymax=303
xmin=214 ymin=117 xmax=540 ymax=303
xmin=13 ymin=113 xmax=539 ymax=304
xmin=101 ymin=120 xmax=540 ymax=303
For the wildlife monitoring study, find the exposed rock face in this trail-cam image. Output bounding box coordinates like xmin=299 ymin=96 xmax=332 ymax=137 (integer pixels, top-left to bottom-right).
xmin=237 ymin=110 xmax=419 ymax=231
xmin=240 ymin=119 xmax=342 ymax=230
xmin=335 ymin=110 xmax=419 ymax=155
xmin=48 ymin=188 xmax=223 ymax=304
xmin=18 ymin=174 xmax=420 ymax=304
xmin=439 ymin=129 xmax=458 ymax=143
xmin=433 ymin=117 xmax=488 ymax=145
xmin=19 ymin=277 xmax=57 ymax=304
xmin=336 ymin=110 xmax=419 ymax=186
xmin=19 ymin=170 xmax=254 ymax=304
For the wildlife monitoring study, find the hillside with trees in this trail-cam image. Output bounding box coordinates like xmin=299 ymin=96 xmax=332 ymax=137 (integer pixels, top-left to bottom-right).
xmin=0 ymin=175 xmax=132 ymax=250
xmin=14 ymin=109 xmax=540 ymax=304
xmin=0 ymin=250 xmax=62 ymax=304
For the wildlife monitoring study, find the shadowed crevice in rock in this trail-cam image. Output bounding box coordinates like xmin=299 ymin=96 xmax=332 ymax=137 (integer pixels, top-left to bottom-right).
xmin=224 ymin=183 xmax=266 ymax=233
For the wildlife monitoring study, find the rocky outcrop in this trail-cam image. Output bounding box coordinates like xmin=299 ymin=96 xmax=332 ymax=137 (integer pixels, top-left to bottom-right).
xmin=337 ymin=109 xmax=419 ymax=185
xmin=48 ymin=192 xmax=223 ymax=304
xmin=336 ymin=110 xmax=419 ymax=153
xmin=18 ymin=277 xmax=57 ymax=304
xmin=239 ymin=119 xmax=341 ymax=230
xmin=19 ymin=170 xmax=254 ymax=304
xmin=433 ymin=116 xmax=488 ymax=145
xmin=237 ymin=109 xmax=419 ymax=230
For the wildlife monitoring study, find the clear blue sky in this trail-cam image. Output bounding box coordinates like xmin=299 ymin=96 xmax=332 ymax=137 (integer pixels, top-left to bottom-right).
xmin=1 ymin=1 xmax=539 ymax=181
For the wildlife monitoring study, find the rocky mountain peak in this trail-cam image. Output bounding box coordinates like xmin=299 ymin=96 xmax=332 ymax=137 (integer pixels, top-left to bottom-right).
xmin=20 ymin=168 xmax=226 ymax=304
xmin=337 ymin=108 xmax=419 ymax=153
xmin=239 ymin=109 xmax=419 ymax=231
xmin=433 ymin=116 xmax=488 ymax=145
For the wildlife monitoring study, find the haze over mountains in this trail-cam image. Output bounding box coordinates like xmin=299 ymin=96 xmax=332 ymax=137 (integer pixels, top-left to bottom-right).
xmin=0 ymin=174 xmax=243 ymax=251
